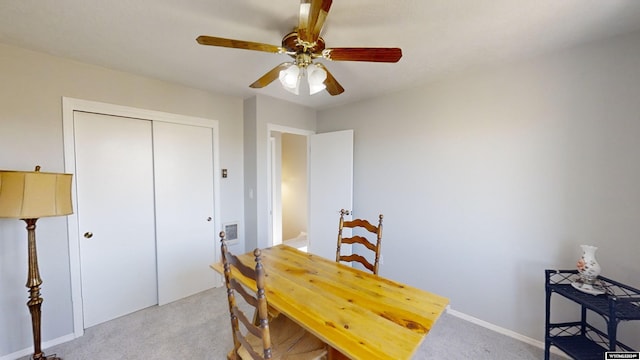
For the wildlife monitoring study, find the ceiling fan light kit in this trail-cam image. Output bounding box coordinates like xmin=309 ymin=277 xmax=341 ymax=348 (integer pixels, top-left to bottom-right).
xmin=278 ymin=62 xmax=327 ymax=96
xmin=196 ymin=0 xmax=402 ymax=96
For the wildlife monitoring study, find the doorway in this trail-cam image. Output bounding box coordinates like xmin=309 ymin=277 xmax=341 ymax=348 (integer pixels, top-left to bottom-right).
xmin=269 ymin=130 xmax=310 ymax=251
xmin=266 ymin=125 xmax=354 ymax=260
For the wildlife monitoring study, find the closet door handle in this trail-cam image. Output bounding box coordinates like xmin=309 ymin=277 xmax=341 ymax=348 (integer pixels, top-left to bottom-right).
xmin=207 ymin=217 xmax=212 ymax=222
xmin=84 ymin=232 xmax=94 ymax=239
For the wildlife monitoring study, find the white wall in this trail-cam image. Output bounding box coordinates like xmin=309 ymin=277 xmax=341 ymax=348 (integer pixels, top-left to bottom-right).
xmin=243 ymin=95 xmax=316 ymax=251
xmin=4 ymin=25 xmax=640 ymax=357
xmin=243 ymin=97 xmax=259 ymax=252
xmin=317 ymin=30 xmax=640 ymax=346
xmin=0 ymin=43 xmax=245 ymax=357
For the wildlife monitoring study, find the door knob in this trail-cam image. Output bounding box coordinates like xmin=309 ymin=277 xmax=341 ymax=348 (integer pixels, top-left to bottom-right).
xmin=84 ymin=232 xmax=93 ymax=239
xmin=207 ymin=217 xmax=212 ymax=222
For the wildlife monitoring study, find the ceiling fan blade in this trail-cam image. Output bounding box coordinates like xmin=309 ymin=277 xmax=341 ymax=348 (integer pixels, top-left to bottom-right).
xmin=299 ymin=0 xmax=332 ymax=44
xmin=196 ymin=35 xmax=282 ymax=53
xmin=249 ymin=63 xmax=291 ymax=88
xmin=316 ymin=63 xmax=344 ymax=96
xmin=323 ymin=47 xmax=402 ymax=63
xmin=298 ymin=1 xmax=312 ymax=42
xmin=310 ymin=0 xmax=332 ymax=43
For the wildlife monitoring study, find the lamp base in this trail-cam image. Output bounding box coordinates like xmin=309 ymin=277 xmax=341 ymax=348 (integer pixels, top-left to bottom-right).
xmin=32 ymin=354 xmax=61 ymax=360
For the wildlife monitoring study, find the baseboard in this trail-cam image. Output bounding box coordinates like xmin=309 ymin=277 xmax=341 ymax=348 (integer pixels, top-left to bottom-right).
xmin=446 ymin=306 xmax=569 ymax=359
xmin=0 ymin=333 xmax=75 ymax=360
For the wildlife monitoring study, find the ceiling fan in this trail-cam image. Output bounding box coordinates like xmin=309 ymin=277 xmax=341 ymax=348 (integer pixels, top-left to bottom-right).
xmin=196 ymin=0 xmax=402 ymax=96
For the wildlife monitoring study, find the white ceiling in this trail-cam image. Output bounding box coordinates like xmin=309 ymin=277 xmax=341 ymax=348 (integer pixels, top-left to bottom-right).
xmin=2 ymin=0 xmax=640 ymax=110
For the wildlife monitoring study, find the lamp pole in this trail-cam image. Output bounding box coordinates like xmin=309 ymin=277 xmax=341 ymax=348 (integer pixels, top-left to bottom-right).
xmin=24 ymin=218 xmax=51 ymax=359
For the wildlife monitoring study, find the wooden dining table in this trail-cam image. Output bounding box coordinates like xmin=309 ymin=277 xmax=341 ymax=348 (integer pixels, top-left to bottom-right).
xmin=211 ymin=244 xmax=449 ymax=360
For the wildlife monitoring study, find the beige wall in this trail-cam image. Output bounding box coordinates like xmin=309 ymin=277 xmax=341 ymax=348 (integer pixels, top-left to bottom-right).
xmin=281 ymin=133 xmax=308 ymax=240
xmin=318 ymin=30 xmax=640 ymax=347
xmin=0 ymin=43 xmax=245 ymax=357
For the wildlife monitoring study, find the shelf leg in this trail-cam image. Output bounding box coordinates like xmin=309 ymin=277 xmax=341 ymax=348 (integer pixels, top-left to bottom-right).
xmin=544 ymin=287 xmax=552 ymax=360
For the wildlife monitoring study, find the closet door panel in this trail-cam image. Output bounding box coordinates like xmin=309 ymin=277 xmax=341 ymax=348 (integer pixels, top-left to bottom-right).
xmin=74 ymin=111 xmax=158 ymax=328
xmin=153 ymin=121 xmax=216 ymax=305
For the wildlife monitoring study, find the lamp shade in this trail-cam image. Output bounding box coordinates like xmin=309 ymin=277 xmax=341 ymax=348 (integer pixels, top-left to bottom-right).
xmin=278 ymin=64 xmax=301 ymax=95
xmin=307 ymin=64 xmax=327 ymax=95
xmin=0 ymin=169 xmax=73 ymax=219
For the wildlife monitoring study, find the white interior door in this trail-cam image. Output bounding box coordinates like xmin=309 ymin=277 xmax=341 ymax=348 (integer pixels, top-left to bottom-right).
xmin=74 ymin=111 xmax=158 ymax=328
xmin=268 ymin=137 xmax=282 ymax=246
xmin=307 ymin=130 xmax=354 ymax=259
xmin=153 ymin=121 xmax=216 ymax=305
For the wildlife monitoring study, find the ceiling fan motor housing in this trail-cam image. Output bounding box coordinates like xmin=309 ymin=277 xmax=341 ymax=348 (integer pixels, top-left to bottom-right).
xmin=282 ymin=31 xmax=326 ymax=57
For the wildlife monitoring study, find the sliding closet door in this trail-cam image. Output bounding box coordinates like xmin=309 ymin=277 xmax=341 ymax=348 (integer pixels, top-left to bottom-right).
xmin=74 ymin=111 xmax=158 ymax=328
xmin=153 ymin=121 xmax=216 ymax=305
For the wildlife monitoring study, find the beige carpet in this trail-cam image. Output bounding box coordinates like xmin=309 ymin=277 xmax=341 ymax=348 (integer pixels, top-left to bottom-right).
xmin=21 ymin=287 xmax=563 ymax=359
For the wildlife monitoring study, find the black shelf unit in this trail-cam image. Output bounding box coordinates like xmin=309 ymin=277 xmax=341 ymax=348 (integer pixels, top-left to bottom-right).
xmin=545 ymin=269 xmax=640 ymax=360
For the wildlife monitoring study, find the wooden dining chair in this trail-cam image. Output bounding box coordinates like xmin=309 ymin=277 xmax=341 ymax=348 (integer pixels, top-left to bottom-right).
xmin=336 ymin=209 xmax=384 ymax=275
xmin=219 ymin=232 xmax=328 ymax=360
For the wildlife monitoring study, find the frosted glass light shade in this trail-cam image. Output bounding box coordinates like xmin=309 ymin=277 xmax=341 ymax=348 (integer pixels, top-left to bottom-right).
xmin=307 ymin=64 xmax=327 ymax=95
xmin=279 ymin=65 xmax=301 ymax=95
xmin=0 ymin=169 xmax=73 ymax=219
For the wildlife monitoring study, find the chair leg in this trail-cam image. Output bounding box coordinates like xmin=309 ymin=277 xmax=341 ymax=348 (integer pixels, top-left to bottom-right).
xmin=252 ymin=306 xmax=280 ymax=325
xmin=227 ymin=349 xmax=238 ymax=360
xmin=327 ymin=346 xmax=349 ymax=360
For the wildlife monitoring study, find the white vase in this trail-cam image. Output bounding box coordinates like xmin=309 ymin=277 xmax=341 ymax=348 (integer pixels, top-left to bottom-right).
xmin=577 ymin=245 xmax=601 ymax=285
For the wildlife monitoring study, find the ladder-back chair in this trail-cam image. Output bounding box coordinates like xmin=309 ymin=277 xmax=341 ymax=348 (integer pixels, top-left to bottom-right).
xmin=219 ymin=232 xmax=327 ymax=360
xmin=336 ymin=209 xmax=384 ymax=275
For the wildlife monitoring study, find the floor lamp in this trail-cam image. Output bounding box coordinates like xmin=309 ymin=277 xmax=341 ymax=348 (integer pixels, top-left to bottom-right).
xmin=0 ymin=166 xmax=73 ymax=360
